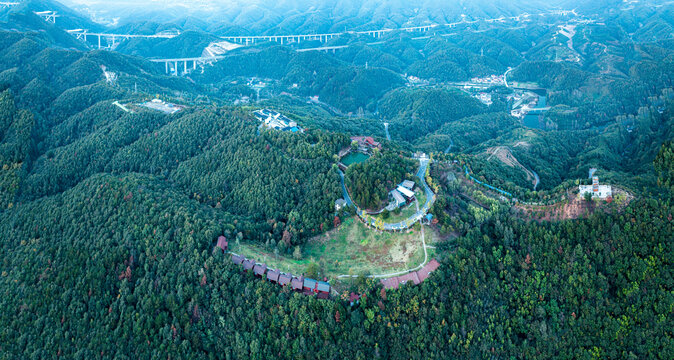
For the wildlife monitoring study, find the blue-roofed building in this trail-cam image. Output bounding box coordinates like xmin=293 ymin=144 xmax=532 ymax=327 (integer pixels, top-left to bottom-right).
xmin=317 ymin=281 xmax=330 ymax=293
xmin=303 ymin=278 xmax=317 ymax=293
xmin=317 ymin=281 xmax=330 ymax=298
xmin=253 ymin=109 xmax=303 ymax=132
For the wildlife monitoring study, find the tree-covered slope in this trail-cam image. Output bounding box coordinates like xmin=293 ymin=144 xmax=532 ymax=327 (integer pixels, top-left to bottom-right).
xmin=380 ymin=87 xmax=488 ymax=142
xmin=345 ymin=151 xmax=416 ymax=210
xmin=0 ymin=171 xmax=671 ymax=358
xmin=115 ymin=30 xmax=220 ymax=58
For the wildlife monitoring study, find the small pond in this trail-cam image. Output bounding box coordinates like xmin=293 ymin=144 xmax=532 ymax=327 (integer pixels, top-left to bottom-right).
xmin=341 ymin=152 xmax=370 ymax=166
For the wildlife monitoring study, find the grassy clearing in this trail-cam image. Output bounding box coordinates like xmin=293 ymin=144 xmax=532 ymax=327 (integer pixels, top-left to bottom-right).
xmin=230 ymin=216 xmax=435 ymax=279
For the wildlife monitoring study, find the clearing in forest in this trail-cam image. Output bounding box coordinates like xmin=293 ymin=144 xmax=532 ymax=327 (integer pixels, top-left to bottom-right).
xmin=485 ymin=146 xmax=537 ymax=188
xmin=514 ymin=187 xmax=634 ymax=221
xmin=230 ymin=217 xmax=436 ymax=279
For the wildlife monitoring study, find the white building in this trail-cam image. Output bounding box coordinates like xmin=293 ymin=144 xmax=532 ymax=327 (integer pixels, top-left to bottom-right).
xmin=387 ymin=190 xmax=406 ymax=210
xmin=396 ymin=186 xmax=415 ymax=199
xmin=335 ymin=198 xmax=347 ymax=211
xmin=140 ymin=99 xmax=184 ymax=114
xmin=401 ymin=180 xmax=415 ymax=190
xmin=579 ymin=176 xmax=612 ymax=199
xmin=252 ymin=109 xmax=301 ymax=132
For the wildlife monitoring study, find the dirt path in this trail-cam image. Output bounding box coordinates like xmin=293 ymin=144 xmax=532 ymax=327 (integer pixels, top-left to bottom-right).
xmin=337 ymin=198 xmax=430 ymax=279
xmin=486 ymin=146 xmax=538 ymax=189
xmin=514 ymin=188 xmax=634 ymax=221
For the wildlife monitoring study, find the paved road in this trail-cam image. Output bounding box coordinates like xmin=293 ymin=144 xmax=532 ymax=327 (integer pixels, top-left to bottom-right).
xmin=337 ymin=169 xmax=354 ymax=206
xmin=337 ymin=214 xmax=429 ymax=279
xmin=504 ymin=67 xmax=514 ymax=88
xmin=338 ymin=157 xmax=435 ymax=231
xmin=532 ymin=169 xmax=540 ymax=190
xmin=336 ymin=158 xmax=434 ymax=279
xmin=444 ymin=137 xmax=454 ymax=154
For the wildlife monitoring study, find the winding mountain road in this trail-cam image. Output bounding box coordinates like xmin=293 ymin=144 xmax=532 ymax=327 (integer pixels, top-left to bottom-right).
xmin=338 ymin=156 xmax=435 ymax=231
xmin=383 ymin=122 xmax=391 ymax=141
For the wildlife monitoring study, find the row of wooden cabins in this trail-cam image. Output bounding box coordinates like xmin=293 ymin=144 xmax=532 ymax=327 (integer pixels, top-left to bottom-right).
xmin=231 ymin=253 xmax=331 ymax=299
xmin=380 ymin=259 xmax=440 ymax=290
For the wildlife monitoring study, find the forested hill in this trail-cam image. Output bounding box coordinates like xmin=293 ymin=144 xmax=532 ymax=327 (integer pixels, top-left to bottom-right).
xmin=380 ymin=87 xmax=488 ymax=142
xmin=0 ymin=31 xmax=351 ymax=247
xmin=0 ymin=160 xmax=671 ymax=358
xmin=115 ymin=30 xmax=221 ymax=59
xmin=0 ymin=1 xmax=672 ymax=358
xmin=0 ymin=0 xmax=103 ymax=33
xmin=195 ymin=46 xmax=404 ymax=114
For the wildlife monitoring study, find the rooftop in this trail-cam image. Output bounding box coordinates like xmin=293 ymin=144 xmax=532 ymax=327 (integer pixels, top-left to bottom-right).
xmin=243 ymin=259 xmax=255 ymax=271
xmin=401 ymin=180 xmax=415 ymax=189
xmin=231 ymin=254 xmax=244 ymax=265
xmin=253 ymin=263 xmax=267 ymax=276
xmin=417 ymin=259 xmax=440 ymax=282
xmin=291 ymin=276 xmax=304 ymax=290
xmin=139 ymin=99 xmax=184 ymax=114
xmin=380 ymin=277 xmax=400 ymax=290
xmin=253 ymin=109 xmax=302 ymax=132
xmin=390 ymin=189 xmax=406 ymax=204
xmin=266 ymin=269 xmax=280 ymax=282
xmin=380 ymin=258 xmax=441 ymax=290
xmin=316 ymin=281 xmax=330 ymax=292
xmin=216 ymin=236 xmax=227 ymax=251
xmin=396 ymin=186 xmax=415 ymax=198
xmin=278 ymin=273 xmax=292 ymax=286
xmin=397 ymin=271 xmax=420 ymax=285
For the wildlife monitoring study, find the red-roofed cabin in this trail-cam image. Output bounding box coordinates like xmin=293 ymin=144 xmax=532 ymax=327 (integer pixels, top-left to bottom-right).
xmin=417 ymin=259 xmax=440 ymax=282
xmin=349 ymin=292 xmax=360 ymax=304
xmin=380 ymin=277 xmax=400 ymax=290
xmin=364 ymin=136 xmax=381 ymax=148
xmin=215 ymin=236 xmax=228 ymax=252
xmin=291 ymin=276 xmax=304 ymax=291
xmin=397 ymin=271 xmax=421 ymax=286
xmin=303 ymin=278 xmax=318 ymax=294
xmin=243 ymin=259 xmax=255 ymax=272
xmin=278 ymin=273 xmax=292 ymax=286
xmin=231 ymin=254 xmax=244 ymax=265
xmin=350 ymin=136 xmax=382 ymax=150
xmin=266 ymin=269 xmax=280 ymax=282
xmin=253 ymin=263 xmax=267 ymax=277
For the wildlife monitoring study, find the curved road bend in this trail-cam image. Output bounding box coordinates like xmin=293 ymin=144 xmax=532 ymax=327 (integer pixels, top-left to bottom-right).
xmin=337 ymin=197 xmax=430 ymax=279
xmin=336 ymin=157 xmax=435 ymax=279
xmin=338 ymin=157 xmax=435 ymax=231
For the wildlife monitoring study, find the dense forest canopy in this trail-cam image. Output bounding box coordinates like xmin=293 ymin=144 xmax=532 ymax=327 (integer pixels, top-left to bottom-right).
xmin=0 ymin=0 xmax=672 ymax=358
xmin=345 ymin=150 xmax=416 ymax=210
